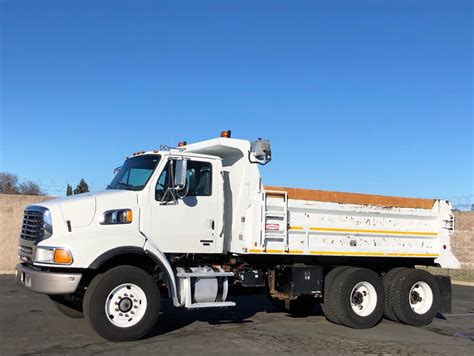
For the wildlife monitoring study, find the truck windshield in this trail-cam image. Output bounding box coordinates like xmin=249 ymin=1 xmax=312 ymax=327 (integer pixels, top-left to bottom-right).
xmin=108 ymin=155 xmax=160 ymax=191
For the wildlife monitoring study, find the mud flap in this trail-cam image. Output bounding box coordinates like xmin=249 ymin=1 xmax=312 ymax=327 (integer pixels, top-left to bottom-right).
xmin=435 ymin=275 xmax=452 ymax=314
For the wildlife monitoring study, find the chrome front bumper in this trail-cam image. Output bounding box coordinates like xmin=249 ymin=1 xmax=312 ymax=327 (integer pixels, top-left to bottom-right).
xmin=15 ymin=263 xmax=82 ymax=295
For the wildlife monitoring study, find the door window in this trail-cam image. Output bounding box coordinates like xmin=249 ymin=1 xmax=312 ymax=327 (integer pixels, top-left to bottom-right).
xmin=186 ymin=161 xmax=212 ymax=196
xmin=155 ymin=160 xmax=212 ymax=201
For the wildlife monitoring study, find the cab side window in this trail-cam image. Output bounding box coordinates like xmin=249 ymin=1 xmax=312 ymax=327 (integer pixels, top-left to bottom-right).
xmin=155 ymin=160 xmax=212 ymax=201
xmin=186 ymin=161 xmax=212 ymax=196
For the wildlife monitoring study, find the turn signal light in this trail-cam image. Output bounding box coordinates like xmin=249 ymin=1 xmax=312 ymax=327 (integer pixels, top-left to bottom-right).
xmin=220 ymin=130 xmax=231 ymax=138
xmin=53 ymin=249 xmax=73 ymax=264
xmin=178 ymin=141 xmax=187 ymax=147
xmin=125 ymin=210 xmax=133 ymax=223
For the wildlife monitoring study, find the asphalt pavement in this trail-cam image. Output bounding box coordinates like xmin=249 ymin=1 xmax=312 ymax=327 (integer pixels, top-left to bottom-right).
xmin=0 ymin=276 xmax=473 ymax=355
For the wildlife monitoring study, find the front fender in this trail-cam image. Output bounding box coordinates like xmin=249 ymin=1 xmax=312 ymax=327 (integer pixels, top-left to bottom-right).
xmin=143 ymin=240 xmax=180 ymax=307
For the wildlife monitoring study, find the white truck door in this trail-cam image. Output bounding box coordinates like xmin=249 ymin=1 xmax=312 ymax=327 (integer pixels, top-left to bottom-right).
xmin=149 ymin=158 xmax=220 ymax=253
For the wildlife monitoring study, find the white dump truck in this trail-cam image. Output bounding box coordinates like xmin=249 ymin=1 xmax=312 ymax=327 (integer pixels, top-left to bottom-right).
xmin=16 ymin=131 xmax=459 ymax=341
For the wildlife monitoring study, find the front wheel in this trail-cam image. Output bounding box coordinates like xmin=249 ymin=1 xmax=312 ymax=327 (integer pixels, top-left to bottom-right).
xmin=83 ymin=266 xmax=161 ymax=342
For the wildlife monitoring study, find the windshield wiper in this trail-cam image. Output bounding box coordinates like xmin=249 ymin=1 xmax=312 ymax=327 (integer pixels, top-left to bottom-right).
xmin=116 ymin=182 xmax=135 ymax=190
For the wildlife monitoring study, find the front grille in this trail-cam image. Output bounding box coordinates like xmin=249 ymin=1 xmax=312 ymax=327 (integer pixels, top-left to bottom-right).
xmin=21 ymin=209 xmax=44 ymax=242
xmin=18 ymin=244 xmax=33 ymax=263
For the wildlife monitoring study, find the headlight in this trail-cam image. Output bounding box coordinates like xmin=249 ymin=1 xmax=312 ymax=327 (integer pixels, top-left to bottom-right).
xmin=100 ymin=209 xmax=133 ymax=225
xmin=34 ymin=247 xmax=73 ymax=265
xmin=43 ymin=209 xmax=53 ymax=239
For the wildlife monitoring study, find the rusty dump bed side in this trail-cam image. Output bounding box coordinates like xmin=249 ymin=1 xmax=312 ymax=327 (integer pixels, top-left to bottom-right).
xmin=264 ymin=186 xmax=436 ymax=210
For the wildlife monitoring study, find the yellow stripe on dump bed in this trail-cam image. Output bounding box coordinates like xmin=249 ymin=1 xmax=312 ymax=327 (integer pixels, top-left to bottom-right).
xmin=289 ymin=226 xmax=304 ymax=231
xmin=308 ymin=227 xmax=438 ymax=236
xmin=310 ymin=251 xmax=385 ymax=256
xmin=310 ymin=251 xmax=438 ymax=257
xmin=387 ymin=253 xmax=439 ymax=257
xmin=249 ymin=249 xmax=301 ymax=254
xmin=248 ymin=249 xmax=439 ymax=258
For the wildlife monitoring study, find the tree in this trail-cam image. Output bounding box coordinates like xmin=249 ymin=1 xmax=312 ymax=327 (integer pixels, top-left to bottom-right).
xmin=19 ymin=181 xmax=43 ymax=195
xmin=66 ymin=184 xmax=73 ymax=196
xmin=74 ymin=178 xmax=90 ymax=194
xmin=0 ymin=173 xmax=19 ymax=194
xmin=0 ymin=172 xmax=43 ymax=195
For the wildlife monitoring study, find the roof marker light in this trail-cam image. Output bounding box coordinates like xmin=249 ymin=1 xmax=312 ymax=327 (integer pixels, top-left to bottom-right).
xmin=178 ymin=141 xmax=187 ymax=147
xmin=220 ymin=130 xmax=231 ymax=138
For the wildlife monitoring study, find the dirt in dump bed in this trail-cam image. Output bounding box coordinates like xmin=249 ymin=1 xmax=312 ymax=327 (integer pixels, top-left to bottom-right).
xmin=264 ymin=186 xmax=436 ymax=210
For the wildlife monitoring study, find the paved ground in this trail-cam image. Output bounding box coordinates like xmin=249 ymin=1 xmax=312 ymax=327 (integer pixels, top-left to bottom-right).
xmin=1 ymin=276 xmax=473 ymax=355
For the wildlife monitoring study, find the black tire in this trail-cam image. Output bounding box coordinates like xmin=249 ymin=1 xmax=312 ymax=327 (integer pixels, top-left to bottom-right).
xmin=382 ymin=267 xmax=408 ymax=322
xmin=321 ymin=266 xmax=350 ymax=324
xmin=83 ymin=266 xmax=161 ymax=342
xmin=50 ymin=295 xmax=84 ymax=318
xmin=390 ymin=269 xmax=440 ymax=326
xmin=328 ymin=267 xmax=384 ymax=329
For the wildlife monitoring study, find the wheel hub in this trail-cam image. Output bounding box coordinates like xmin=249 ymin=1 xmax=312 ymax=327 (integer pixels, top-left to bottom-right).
xmin=410 ymin=287 xmax=423 ymax=304
xmin=118 ymin=297 xmax=133 ymax=313
xmin=352 ymin=291 xmax=364 ymax=306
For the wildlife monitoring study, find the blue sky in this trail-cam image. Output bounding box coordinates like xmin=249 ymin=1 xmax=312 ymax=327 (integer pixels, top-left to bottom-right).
xmin=1 ymin=0 xmax=472 ymax=201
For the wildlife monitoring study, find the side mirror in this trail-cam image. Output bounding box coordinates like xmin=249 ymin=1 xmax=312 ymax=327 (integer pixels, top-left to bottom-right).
xmin=173 ymin=158 xmax=188 ymax=190
xmin=250 ymin=138 xmax=272 ymax=164
xmin=113 ymin=166 xmax=122 ymax=175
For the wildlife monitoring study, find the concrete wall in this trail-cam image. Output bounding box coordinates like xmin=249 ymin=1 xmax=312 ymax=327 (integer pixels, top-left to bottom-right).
xmin=0 ymin=193 xmax=473 ymax=271
xmin=0 ymin=194 xmax=53 ymax=271
xmin=450 ymin=211 xmax=474 ymax=269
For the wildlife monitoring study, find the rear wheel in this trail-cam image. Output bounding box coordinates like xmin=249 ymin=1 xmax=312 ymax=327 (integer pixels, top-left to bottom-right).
xmin=390 ymin=269 xmax=440 ymax=326
xmin=321 ymin=266 xmax=350 ymax=324
xmin=382 ymin=267 xmax=408 ymax=321
xmin=327 ymin=267 xmax=384 ymax=328
xmin=83 ymin=266 xmax=161 ymax=342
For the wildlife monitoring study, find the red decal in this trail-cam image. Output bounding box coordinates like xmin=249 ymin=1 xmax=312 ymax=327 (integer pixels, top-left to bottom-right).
xmin=266 ymin=224 xmax=280 ymax=231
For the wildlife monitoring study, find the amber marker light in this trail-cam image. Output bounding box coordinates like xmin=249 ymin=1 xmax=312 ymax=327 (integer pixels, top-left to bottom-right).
xmin=178 ymin=141 xmax=187 ymax=147
xmin=220 ymin=130 xmax=231 ymax=138
xmin=53 ymin=249 xmax=73 ymax=264
xmin=125 ymin=210 xmax=133 ymax=223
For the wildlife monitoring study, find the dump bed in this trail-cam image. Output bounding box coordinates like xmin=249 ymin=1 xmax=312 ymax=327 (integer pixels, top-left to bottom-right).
xmin=246 ymin=186 xmax=459 ymax=269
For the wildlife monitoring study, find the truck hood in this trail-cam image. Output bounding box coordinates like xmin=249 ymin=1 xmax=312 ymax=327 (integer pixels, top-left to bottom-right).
xmin=35 ymin=190 xmax=139 ymax=228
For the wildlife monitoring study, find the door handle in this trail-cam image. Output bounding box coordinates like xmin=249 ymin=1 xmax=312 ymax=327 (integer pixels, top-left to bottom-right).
xmin=211 ymin=220 xmax=215 ymax=230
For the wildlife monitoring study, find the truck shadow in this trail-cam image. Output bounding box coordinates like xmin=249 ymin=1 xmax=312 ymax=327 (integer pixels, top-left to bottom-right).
xmin=147 ymin=288 xmax=324 ymax=338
